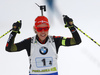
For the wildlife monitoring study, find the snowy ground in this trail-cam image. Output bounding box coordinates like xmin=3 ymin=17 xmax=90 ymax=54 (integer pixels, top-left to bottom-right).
xmin=0 ymin=0 xmax=100 ymax=75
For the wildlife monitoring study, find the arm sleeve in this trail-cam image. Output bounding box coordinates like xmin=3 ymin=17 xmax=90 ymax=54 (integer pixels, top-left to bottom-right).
xmin=64 ymin=26 xmax=82 ymax=46
xmin=54 ymin=26 xmax=82 ymax=52
xmin=5 ymin=32 xmax=31 ymax=55
xmin=5 ymin=32 xmax=17 ymax=52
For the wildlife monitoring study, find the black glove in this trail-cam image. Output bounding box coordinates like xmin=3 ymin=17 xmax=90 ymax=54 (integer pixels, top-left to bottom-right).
xmin=12 ymin=20 xmax=22 ymax=34
xmin=63 ymin=15 xmax=74 ymax=28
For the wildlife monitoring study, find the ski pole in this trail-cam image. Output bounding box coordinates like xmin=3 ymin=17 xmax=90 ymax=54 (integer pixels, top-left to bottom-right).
xmin=73 ymin=25 xmax=100 ymax=46
xmin=0 ymin=29 xmax=13 ymax=39
xmin=63 ymin=15 xmax=100 ymax=47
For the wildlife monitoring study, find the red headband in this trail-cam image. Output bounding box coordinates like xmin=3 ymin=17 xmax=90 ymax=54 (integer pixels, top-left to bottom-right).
xmin=35 ymin=16 xmax=49 ymax=27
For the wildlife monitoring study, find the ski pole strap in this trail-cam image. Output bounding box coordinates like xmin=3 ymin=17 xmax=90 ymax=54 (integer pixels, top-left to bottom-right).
xmin=73 ymin=25 xmax=100 ymax=46
xmin=0 ymin=29 xmax=12 ymax=39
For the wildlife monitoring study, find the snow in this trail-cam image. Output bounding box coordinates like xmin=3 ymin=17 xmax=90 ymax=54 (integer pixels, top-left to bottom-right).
xmin=0 ymin=0 xmax=100 ymax=75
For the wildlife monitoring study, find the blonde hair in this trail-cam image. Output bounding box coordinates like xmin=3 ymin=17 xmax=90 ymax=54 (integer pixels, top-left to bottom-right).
xmin=33 ymin=26 xmax=37 ymax=34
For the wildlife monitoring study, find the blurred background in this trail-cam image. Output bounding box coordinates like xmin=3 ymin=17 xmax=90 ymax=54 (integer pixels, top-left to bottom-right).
xmin=0 ymin=0 xmax=100 ymax=75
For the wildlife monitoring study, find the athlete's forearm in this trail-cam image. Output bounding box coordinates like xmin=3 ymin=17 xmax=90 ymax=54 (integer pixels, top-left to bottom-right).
xmin=5 ymin=32 xmax=17 ymax=52
xmin=69 ymin=26 xmax=82 ymax=45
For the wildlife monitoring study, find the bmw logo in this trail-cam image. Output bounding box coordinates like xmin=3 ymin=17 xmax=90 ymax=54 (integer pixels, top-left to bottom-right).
xmin=39 ymin=47 xmax=48 ymax=55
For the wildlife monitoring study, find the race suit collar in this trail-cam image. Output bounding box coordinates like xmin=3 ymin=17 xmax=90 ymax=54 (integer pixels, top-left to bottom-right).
xmin=36 ymin=35 xmax=49 ymax=44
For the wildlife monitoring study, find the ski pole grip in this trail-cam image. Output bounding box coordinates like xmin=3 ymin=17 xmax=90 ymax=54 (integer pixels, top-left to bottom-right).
xmin=63 ymin=15 xmax=70 ymax=19
xmin=17 ymin=20 xmax=22 ymax=23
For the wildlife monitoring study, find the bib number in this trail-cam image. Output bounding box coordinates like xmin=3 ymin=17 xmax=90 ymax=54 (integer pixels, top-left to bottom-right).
xmin=35 ymin=57 xmax=53 ymax=68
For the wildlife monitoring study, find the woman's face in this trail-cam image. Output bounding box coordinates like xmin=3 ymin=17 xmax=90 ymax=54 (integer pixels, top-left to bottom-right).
xmin=34 ymin=24 xmax=49 ymax=41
